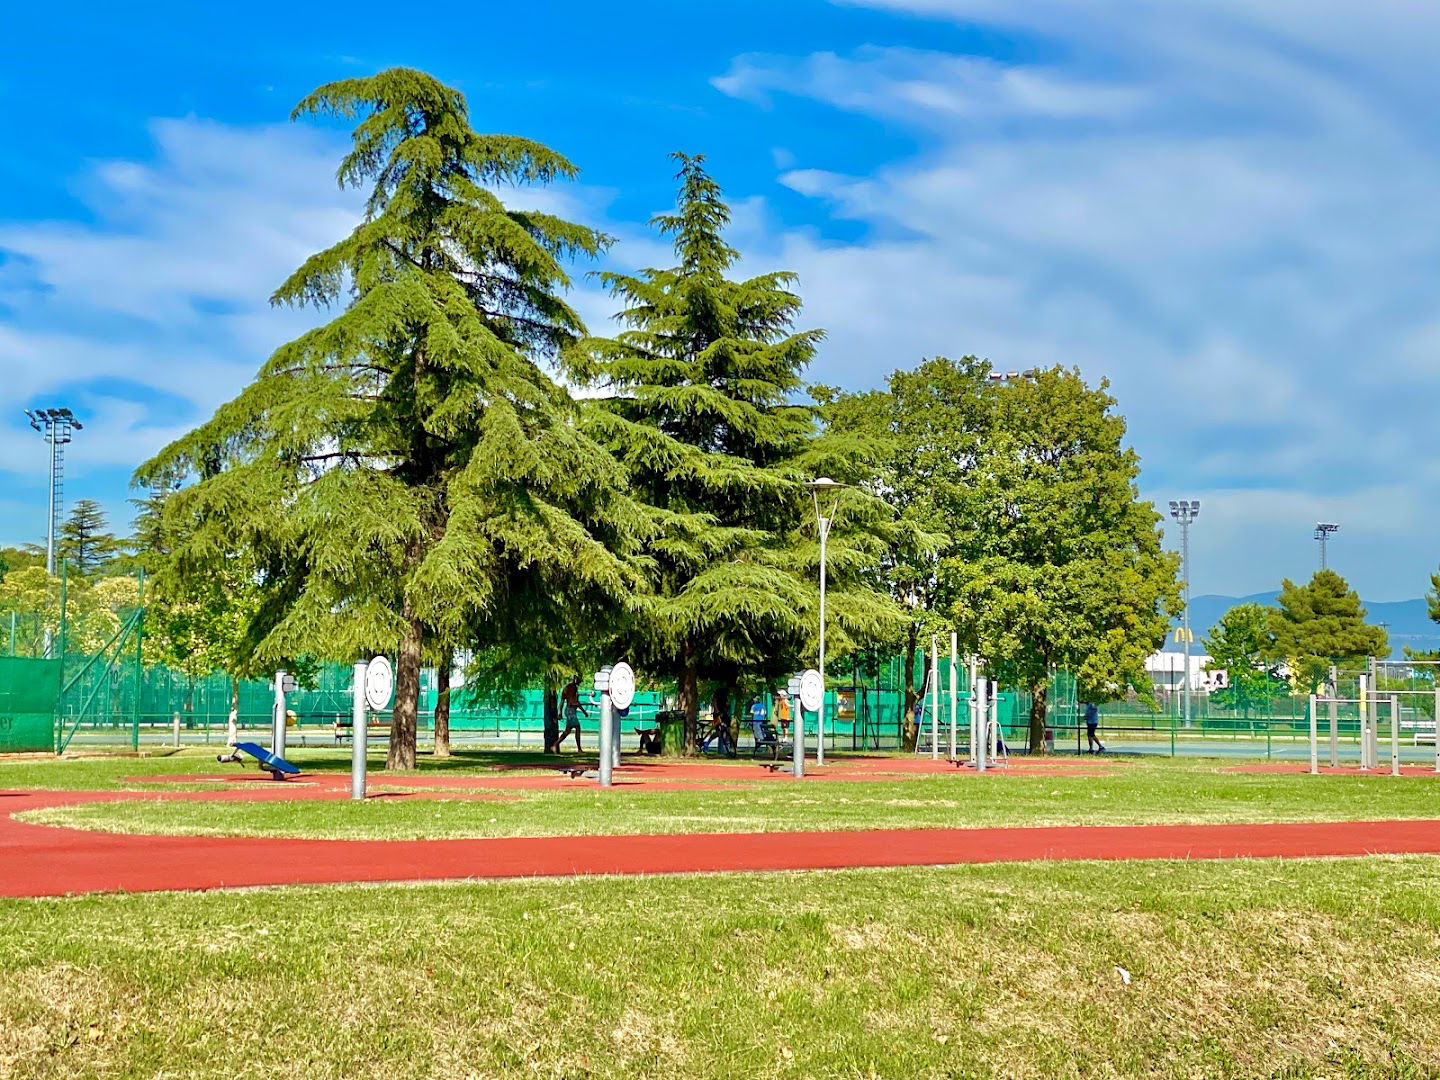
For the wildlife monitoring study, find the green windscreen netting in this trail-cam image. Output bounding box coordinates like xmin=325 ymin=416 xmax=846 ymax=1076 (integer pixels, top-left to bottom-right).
xmin=0 ymin=657 xmax=60 ymax=752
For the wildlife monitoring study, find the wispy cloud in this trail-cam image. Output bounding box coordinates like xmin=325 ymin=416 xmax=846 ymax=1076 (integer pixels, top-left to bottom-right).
xmin=710 ymin=1 xmax=1440 ymax=598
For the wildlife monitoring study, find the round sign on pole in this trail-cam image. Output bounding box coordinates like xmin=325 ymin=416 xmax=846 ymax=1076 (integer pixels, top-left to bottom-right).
xmin=364 ymin=655 xmax=394 ymax=712
xmin=799 ymin=668 xmax=823 ymax=713
xmin=609 ymin=661 xmax=636 ymax=711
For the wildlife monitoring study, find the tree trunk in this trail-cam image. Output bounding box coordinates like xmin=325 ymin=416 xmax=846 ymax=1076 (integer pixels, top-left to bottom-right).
xmin=679 ymin=641 xmax=699 ymax=755
xmin=1028 ymin=682 xmax=1049 ymax=755
xmin=900 ymin=622 xmax=920 ymax=751
xmin=433 ymin=648 xmax=452 ymax=758
xmin=542 ymin=673 xmax=560 ymax=754
xmin=388 ymin=605 xmax=422 ymax=770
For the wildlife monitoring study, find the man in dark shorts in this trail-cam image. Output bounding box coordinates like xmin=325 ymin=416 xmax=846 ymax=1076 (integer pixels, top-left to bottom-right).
xmin=1083 ymin=701 xmax=1104 ymax=754
xmin=556 ymin=676 xmax=588 ymax=752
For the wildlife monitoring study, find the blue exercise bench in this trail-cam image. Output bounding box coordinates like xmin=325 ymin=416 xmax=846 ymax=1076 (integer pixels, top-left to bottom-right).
xmin=217 ymin=741 xmax=301 ymax=780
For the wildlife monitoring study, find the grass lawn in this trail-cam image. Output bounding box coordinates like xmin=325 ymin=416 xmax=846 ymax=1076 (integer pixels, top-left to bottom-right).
xmin=4 ymin=858 xmax=1440 ymax=1079
xmin=12 ymin=749 xmax=1440 ymax=840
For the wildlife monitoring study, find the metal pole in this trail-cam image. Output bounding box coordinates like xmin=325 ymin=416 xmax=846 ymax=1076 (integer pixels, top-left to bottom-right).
xmin=990 ymin=682 xmax=1000 ymax=761
xmin=1328 ymin=665 xmax=1339 ymax=768
xmin=1357 ymin=673 xmax=1369 ymax=769
xmin=1181 ymin=518 xmax=1191 ymax=732
xmin=975 ymin=676 xmax=988 ymax=772
xmin=272 ymin=670 xmax=287 ymax=759
xmin=45 ymin=427 xmax=57 ymax=577
xmin=598 ymin=689 xmax=613 ymax=788
xmin=1308 ymin=693 xmax=1318 ymax=775
xmin=792 ymin=682 xmax=805 ymax=781
xmin=351 ymin=661 xmax=368 ymax=800
xmin=817 ymin=509 xmax=828 ymax=768
xmin=1391 ymin=694 xmax=1400 ymax=777
xmin=1434 ymin=685 xmax=1439 ymax=774
xmin=948 ymin=633 xmax=958 ymax=762
xmin=930 ymin=636 xmax=940 ymax=761
xmin=613 ymin=699 xmax=622 ymax=770
xmin=967 ymin=656 xmax=977 ymax=762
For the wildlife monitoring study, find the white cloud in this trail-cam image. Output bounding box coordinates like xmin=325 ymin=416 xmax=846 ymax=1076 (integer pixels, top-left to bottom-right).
xmin=707 ymin=2 xmax=1440 ymax=599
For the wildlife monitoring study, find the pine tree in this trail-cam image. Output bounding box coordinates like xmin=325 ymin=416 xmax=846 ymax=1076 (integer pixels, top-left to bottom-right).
xmin=58 ymin=500 xmax=121 ymax=575
xmin=141 ymin=69 xmax=643 ymax=769
xmin=1270 ymin=570 xmax=1388 ymax=691
xmin=571 ymin=154 xmax=896 ymax=748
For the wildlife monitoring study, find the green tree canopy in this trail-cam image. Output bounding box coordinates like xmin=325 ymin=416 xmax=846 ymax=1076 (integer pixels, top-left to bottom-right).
xmin=1202 ymin=602 xmax=1280 ymax=718
xmin=58 ymin=500 xmax=123 ymax=576
xmin=1269 ymin=570 xmax=1388 ymax=691
xmin=814 ymin=356 xmax=984 ymax=749
xmin=940 ymin=367 xmax=1181 ymax=751
xmin=140 ymin=68 xmax=643 ymax=769
xmin=569 ymin=154 xmax=898 ymax=746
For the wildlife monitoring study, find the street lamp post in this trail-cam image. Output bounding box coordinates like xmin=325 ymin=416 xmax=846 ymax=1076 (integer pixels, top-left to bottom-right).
xmin=1314 ymin=523 xmax=1338 ymax=572
xmin=1168 ymin=500 xmax=1200 ymax=732
xmin=807 ymin=477 xmax=849 ymax=767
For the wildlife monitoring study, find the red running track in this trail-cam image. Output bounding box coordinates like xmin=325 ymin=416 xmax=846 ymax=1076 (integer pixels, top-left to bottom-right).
xmin=5 ymin=786 xmax=1440 ymax=897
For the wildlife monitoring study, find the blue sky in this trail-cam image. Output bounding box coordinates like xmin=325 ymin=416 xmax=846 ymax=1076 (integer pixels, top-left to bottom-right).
xmin=3 ymin=0 xmax=1439 ymax=601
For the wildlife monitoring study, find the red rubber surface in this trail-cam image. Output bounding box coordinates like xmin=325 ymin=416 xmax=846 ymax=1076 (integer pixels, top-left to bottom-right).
xmin=5 ymin=779 xmax=1440 ymax=896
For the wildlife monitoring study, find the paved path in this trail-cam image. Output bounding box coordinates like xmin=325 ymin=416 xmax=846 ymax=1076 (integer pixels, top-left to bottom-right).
xmin=5 ymin=776 xmax=1440 ymax=897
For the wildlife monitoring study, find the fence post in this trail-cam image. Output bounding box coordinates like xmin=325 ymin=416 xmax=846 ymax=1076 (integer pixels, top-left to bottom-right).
xmin=1391 ymin=695 xmax=1400 ymax=778
xmin=1308 ymin=694 xmax=1318 ymax=774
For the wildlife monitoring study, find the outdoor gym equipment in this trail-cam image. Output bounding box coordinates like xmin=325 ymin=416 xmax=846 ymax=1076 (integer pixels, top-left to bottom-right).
xmin=217 ymin=741 xmax=300 ymax=780
xmin=1307 ymin=692 xmax=1402 ymax=775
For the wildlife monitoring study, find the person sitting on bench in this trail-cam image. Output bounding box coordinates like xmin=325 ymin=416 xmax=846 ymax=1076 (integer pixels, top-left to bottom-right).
xmin=637 ymin=726 xmax=663 ymax=755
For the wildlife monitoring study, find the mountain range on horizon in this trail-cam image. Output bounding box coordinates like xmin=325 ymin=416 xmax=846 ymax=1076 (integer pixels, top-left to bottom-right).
xmin=1164 ymin=593 xmax=1439 ymax=659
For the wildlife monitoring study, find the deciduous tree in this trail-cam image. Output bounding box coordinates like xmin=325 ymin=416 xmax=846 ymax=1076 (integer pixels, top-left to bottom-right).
xmin=1202 ymin=602 xmax=1280 ymax=719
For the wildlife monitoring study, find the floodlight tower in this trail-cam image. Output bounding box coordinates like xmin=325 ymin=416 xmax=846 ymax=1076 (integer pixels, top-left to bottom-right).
xmin=23 ymin=408 xmax=83 ymax=576
xmin=1168 ymin=500 xmax=1200 ymax=730
xmin=1314 ymin=523 xmax=1339 ymax=572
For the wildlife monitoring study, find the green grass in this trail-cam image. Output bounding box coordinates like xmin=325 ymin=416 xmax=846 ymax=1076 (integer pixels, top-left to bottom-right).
xmin=4 ymin=858 xmax=1440 ymax=1078
xmin=16 ymin=752 xmax=1440 ymax=840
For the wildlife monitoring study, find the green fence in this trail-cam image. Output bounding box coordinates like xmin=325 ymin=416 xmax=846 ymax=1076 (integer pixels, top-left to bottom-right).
xmin=0 ymin=656 xmax=62 ymax=752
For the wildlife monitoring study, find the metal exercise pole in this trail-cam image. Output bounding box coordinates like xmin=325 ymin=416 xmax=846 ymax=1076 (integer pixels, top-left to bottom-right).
xmin=598 ymin=686 xmax=613 ymax=788
xmin=1434 ymin=685 xmax=1440 ymax=774
xmin=975 ymin=675 xmax=988 ymax=772
xmin=989 ymin=682 xmax=999 ymax=761
xmin=1391 ymin=695 xmax=1400 ymax=777
xmin=948 ymin=633 xmax=958 ymax=762
xmin=791 ymin=675 xmax=805 ymax=780
xmin=1308 ymin=693 xmax=1318 ymax=775
xmin=930 ymin=636 xmax=940 ymax=761
xmin=967 ymin=656 xmax=977 ymax=763
xmin=351 ymin=661 xmax=368 ymax=800
xmin=1328 ymin=666 xmax=1339 ymax=768
xmin=272 ymin=670 xmax=288 ymax=758
xmin=1358 ymin=673 xmax=1369 ymax=769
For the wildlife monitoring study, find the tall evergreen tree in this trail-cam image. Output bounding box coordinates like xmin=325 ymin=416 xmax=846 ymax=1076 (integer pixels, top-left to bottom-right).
xmin=1270 ymin=570 xmax=1388 ymax=691
xmin=58 ymin=500 xmax=121 ymax=575
xmin=141 ymin=69 xmax=643 ymax=768
xmin=570 ymin=154 xmax=895 ymax=748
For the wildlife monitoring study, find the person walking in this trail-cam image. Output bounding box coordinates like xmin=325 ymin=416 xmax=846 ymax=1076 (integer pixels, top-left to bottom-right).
xmin=1083 ymin=701 xmax=1105 ymax=754
xmin=556 ymin=676 xmax=589 ymax=752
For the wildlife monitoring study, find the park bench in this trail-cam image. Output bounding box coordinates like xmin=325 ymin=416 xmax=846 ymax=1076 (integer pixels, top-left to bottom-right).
xmin=333 ymin=717 xmax=394 ymax=744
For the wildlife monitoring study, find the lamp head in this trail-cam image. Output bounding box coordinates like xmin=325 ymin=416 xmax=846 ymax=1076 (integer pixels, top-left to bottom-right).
xmin=805 ymin=477 xmax=849 ymax=492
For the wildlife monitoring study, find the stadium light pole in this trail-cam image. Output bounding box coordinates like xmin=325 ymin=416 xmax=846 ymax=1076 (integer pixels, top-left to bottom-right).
xmin=1168 ymin=500 xmax=1200 ymax=731
xmin=807 ymin=477 xmax=849 ymax=767
xmin=1314 ymin=522 xmax=1338 ymax=572
xmin=24 ymin=407 xmax=83 ymax=577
